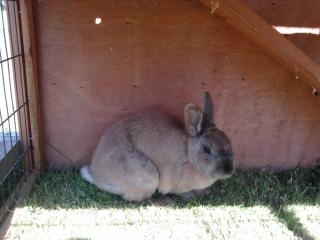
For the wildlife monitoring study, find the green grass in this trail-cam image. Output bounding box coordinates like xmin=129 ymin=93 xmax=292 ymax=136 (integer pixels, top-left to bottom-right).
xmin=9 ymin=166 xmax=320 ymax=240
xmin=26 ymin=167 xmax=320 ymax=209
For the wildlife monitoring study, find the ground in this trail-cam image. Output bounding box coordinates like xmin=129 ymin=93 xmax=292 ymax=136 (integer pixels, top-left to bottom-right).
xmin=2 ymin=167 xmax=320 ymax=240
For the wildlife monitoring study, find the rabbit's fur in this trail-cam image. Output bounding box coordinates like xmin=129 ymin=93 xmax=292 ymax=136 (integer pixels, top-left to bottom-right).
xmin=81 ymin=92 xmax=234 ymax=201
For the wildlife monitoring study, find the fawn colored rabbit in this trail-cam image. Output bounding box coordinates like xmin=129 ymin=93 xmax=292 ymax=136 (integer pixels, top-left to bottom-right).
xmin=81 ymin=92 xmax=234 ymax=201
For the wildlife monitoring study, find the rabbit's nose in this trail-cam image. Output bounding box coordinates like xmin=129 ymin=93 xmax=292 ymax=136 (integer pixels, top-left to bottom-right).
xmin=223 ymin=160 xmax=234 ymax=174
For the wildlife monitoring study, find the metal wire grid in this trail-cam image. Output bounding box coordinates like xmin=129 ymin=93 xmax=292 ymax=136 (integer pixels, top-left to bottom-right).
xmin=0 ymin=0 xmax=34 ymax=221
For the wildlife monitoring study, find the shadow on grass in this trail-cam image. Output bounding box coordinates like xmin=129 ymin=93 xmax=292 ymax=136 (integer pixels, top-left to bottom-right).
xmin=275 ymin=207 xmax=315 ymax=240
xmin=25 ymin=166 xmax=320 ymax=239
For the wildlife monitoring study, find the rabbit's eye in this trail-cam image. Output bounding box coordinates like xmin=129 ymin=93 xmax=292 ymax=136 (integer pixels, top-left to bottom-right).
xmin=203 ymin=145 xmax=211 ymax=154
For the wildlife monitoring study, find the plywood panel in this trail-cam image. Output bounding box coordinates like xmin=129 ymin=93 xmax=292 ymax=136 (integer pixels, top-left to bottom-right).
xmin=34 ymin=0 xmax=320 ymax=169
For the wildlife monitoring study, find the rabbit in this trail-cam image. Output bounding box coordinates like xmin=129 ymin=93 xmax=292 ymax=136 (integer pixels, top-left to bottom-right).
xmin=81 ymin=92 xmax=234 ymax=202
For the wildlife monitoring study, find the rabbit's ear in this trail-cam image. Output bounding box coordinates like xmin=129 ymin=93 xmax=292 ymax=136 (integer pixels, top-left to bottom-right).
xmin=203 ymin=91 xmax=214 ymax=124
xmin=184 ymin=103 xmax=204 ymax=136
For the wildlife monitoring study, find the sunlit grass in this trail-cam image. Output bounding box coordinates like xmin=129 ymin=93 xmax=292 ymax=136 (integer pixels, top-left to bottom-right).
xmin=4 ymin=166 xmax=320 ymax=239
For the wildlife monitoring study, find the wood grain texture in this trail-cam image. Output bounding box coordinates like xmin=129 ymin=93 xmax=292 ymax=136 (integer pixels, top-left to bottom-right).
xmin=243 ymin=0 xmax=320 ymax=28
xmin=20 ymin=0 xmax=45 ymax=171
xmin=243 ymin=0 xmax=320 ymax=64
xmin=200 ymin=0 xmax=320 ymax=91
xmin=34 ymin=0 xmax=320 ymax=169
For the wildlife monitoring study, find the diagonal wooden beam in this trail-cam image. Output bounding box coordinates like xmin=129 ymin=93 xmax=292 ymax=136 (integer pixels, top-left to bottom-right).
xmin=200 ymin=0 xmax=320 ymax=92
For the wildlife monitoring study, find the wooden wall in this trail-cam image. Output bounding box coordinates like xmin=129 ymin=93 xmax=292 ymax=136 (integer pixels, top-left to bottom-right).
xmin=33 ymin=0 xmax=320 ymax=169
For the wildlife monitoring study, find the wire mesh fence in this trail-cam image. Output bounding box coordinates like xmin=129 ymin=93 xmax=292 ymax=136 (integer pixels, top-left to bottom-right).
xmin=0 ymin=0 xmax=34 ymax=223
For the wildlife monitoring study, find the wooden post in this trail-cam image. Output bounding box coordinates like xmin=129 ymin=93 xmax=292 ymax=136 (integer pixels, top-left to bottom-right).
xmin=19 ymin=0 xmax=45 ymax=172
xmin=199 ymin=0 xmax=320 ymax=92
